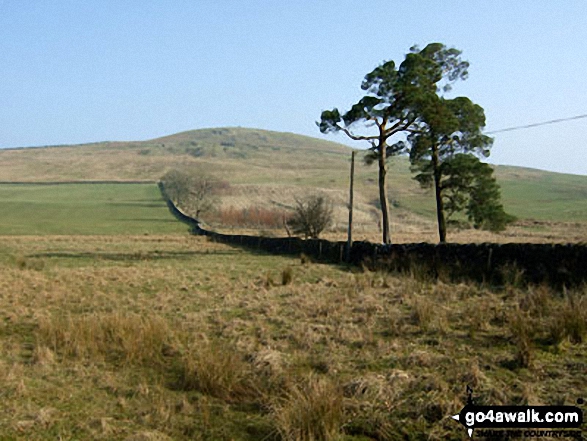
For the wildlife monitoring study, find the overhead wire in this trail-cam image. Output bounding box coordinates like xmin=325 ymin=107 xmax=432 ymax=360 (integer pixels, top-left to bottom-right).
xmin=486 ymin=113 xmax=587 ymax=134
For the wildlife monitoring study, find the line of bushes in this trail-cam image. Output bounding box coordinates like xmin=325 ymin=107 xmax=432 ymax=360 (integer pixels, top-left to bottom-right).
xmin=159 ymin=182 xmax=587 ymax=287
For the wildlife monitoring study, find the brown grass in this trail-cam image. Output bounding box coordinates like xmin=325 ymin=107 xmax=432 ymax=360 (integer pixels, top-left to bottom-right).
xmin=507 ymin=308 xmax=535 ymax=369
xmin=272 ymin=375 xmax=344 ymax=441
xmin=178 ymin=339 xmax=259 ymax=402
xmin=210 ymin=206 xmax=289 ymax=229
xmin=548 ymin=291 xmax=587 ymax=345
xmin=36 ymin=312 xmax=176 ymax=366
xmin=281 ymin=266 xmax=294 ymax=285
xmin=0 ymin=235 xmax=585 ymax=439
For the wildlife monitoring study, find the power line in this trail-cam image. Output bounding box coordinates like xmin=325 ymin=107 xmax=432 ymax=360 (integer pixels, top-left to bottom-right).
xmin=486 ymin=113 xmax=587 ymax=134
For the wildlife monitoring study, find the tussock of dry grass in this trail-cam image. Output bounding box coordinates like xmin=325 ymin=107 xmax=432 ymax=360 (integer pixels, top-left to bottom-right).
xmin=409 ymin=295 xmax=448 ymax=333
xmin=178 ymin=339 xmax=259 ymax=402
xmin=36 ymin=312 xmax=176 ymax=366
xmin=272 ymin=375 xmax=344 ymax=441
xmin=507 ymin=308 xmax=535 ymax=369
xmin=281 ymin=266 xmax=294 ymax=286
xmin=548 ymin=292 xmax=587 ymax=345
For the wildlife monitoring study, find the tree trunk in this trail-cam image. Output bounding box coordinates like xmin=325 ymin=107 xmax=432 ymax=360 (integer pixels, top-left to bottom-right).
xmin=378 ymin=142 xmax=391 ymax=244
xmin=432 ymin=145 xmax=446 ymax=243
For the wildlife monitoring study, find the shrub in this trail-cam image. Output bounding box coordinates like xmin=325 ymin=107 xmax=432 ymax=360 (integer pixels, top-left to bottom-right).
xmin=287 ymin=194 xmax=333 ymax=239
xmin=160 ymin=168 xmax=220 ymax=218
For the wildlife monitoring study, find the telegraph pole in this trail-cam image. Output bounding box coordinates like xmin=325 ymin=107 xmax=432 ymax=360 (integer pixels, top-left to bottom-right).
xmin=346 ymin=151 xmax=356 ymax=262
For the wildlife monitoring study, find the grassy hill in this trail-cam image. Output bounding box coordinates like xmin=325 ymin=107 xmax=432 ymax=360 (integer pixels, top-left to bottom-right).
xmin=1 ymin=127 xmax=586 ymax=238
xmin=0 ymin=127 xmax=351 ymax=183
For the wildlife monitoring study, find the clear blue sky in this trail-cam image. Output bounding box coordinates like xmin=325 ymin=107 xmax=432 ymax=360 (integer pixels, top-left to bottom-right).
xmin=1 ymin=1 xmax=586 ymax=175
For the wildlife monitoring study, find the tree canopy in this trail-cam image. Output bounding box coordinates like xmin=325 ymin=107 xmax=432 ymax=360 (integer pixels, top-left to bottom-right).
xmin=319 ymin=42 xmax=513 ymax=243
xmin=318 ymin=43 xmax=470 ymax=244
xmin=409 ymin=92 xmax=514 ymax=240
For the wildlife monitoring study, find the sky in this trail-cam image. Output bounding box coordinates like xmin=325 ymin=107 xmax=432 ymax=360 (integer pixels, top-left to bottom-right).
xmin=1 ymin=1 xmax=586 ymax=175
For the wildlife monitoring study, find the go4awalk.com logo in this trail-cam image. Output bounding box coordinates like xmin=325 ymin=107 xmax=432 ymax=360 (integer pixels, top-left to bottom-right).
xmin=451 ymin=387 xmax=584 ymax=438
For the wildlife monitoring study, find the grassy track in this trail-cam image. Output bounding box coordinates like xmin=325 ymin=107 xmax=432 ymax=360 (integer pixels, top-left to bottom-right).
xmin=0 ymin=183 xmax=188 ymax=235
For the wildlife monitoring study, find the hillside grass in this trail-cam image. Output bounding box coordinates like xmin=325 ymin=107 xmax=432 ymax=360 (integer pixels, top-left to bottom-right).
xmin=496 ymin=166 xmax=587 ymax=221
xmin=0 ymin=235 xmax=585 ymax=440
xmin=0 ymin=184 xmax=188 ymax=235
xmin=1 ymin=127 xmax=586 ymax=229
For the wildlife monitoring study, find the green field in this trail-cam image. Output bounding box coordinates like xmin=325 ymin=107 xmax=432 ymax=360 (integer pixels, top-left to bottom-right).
xmin=496 ymin=167 xmax=587 ymax=221
xmin=0 ymin=173 xmax=585 ymax=243
xmin=0 ymin=183 xmax=188 ymax=235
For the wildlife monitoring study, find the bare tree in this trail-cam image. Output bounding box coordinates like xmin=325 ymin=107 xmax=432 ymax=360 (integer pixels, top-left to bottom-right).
xmin=287 ymin=194 xmax=333 ymax=239
xmin=161 ymin=168 xmax=218 ymax=219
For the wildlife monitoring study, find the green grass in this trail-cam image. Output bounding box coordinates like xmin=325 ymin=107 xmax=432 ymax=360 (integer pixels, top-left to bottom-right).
xmin=496 ymin=167 xmax=587 ymax=221
xmin=0 ymin=183 xmax=188 ymax=235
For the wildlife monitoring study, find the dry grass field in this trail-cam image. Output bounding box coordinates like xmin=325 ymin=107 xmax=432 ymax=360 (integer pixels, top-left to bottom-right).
xmin=213 ymin=218 xmax=587 ymax=245
xmin=1 ymin=235 xmax=585 ymax=440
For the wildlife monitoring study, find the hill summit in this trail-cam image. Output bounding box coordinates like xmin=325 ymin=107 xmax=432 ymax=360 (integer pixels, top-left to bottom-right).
xmin=0 ymin=127 xmax=352 ymax=182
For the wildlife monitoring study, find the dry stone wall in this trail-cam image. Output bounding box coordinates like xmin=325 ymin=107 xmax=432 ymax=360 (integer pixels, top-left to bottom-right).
xmin=160 ymin=183 xmax=587 ymax=287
